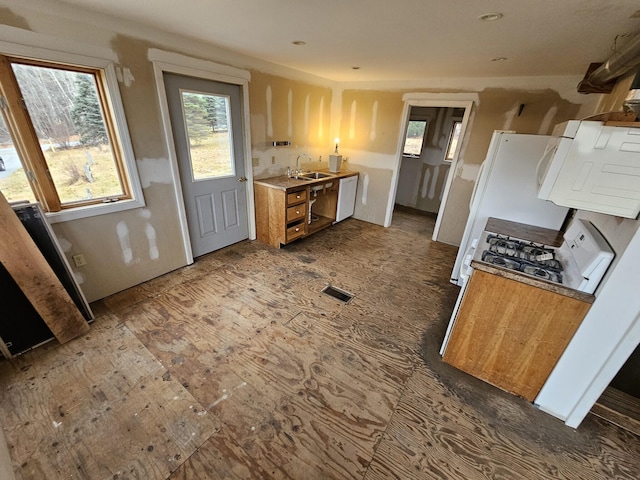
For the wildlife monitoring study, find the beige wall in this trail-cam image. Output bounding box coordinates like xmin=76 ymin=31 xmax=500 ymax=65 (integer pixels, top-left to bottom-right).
xmin=0 ymin=2 xmax=610 ymax=301
xmin=335 ymin=86 xmax=595 ymax=243
xmin=248 ymin=71 xmax=333 ymax=178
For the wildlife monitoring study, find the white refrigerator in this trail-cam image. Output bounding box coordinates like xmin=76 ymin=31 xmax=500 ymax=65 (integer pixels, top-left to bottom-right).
xmin=441 ymin=131 xmax=570 ymax=355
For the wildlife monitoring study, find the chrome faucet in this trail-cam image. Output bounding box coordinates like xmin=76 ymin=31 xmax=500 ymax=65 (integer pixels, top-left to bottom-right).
xmin=295 ymin=153 xmax=312 ymax=175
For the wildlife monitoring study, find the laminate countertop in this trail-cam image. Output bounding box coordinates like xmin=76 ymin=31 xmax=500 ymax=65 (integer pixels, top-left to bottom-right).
xmin=254 ymin=170 xmax=358 ymax=191
xmin=472 ymin=217 xmax=595 ymax=304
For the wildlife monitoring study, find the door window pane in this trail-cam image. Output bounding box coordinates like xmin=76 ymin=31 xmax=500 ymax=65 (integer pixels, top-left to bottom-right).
xmin=403 ymin=120 xmax=427 ymax=156
xmin=0 ymin=112 xmax=36 ymax=204
xmin=180 ymin=91 xmax=234 ymax=180
xmin=11 ymin=63 xmax=125 ymax=204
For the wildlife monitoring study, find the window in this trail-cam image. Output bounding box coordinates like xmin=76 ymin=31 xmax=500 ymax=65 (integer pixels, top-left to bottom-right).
xmin=445 ymin=121 xmax=463 ymax=161
xmin=403 ymin=120 xmax=427 ymax=156
xmin=0 ymin=53 xmax=142 ymax=220
xmin=180 ymin=90 xmax=234 ymax=180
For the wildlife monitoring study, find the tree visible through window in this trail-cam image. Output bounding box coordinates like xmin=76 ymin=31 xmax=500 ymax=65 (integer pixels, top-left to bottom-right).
xmin=181 ymin=90 xmax=233 ymax=180
xmin=0 ymin=55 xmax=131 ymax=210
xmin=403 ymin=120 xmax=427 ymax=156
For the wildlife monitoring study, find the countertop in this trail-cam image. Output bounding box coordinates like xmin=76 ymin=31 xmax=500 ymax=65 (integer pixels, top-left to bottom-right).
xmin=474 ymin=217 xmax=595 ymax=304
xmin=254 ymin=169 xmax=358 ymax=191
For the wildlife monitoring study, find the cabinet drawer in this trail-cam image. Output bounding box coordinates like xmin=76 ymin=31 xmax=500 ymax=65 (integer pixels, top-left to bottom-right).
xmin=286 ymin=203 xmax=306 ymax=223
xmin=287 ymin=189 xmax=307 ymax=205
xmin=286 ymin=222 xmax=306 ymax=242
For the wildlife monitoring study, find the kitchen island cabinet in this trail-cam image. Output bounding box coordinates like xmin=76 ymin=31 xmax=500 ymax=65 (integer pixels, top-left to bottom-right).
xmin=443 ymin=268 xmax=592 ymax=401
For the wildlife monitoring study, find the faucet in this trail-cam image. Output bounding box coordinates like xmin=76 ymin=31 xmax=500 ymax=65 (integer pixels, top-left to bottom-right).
xmin=295 ymin=153 xmax=312 ymax=175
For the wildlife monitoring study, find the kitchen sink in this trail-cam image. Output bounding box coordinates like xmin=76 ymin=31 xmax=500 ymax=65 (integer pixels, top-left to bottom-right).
xmin=299 ymin=172 xmax=334 ymax=180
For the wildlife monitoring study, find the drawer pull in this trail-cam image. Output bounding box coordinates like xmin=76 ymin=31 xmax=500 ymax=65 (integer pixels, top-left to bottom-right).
xmin=295 ymin=227 xmax=300 ymax=232
xmin=296 ymin=210 xmax=300 ymax=214
xmin=296 ymin=194 xmax=301 ymax=199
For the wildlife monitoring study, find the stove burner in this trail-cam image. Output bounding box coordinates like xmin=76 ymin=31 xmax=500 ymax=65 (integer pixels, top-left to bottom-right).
xmin=482 ymin=235 xmax=563 ymax=284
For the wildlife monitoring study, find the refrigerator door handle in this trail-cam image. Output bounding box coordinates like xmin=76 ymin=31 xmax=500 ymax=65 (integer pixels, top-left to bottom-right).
xmin=469 ymin=161 xmax=486 ymax=210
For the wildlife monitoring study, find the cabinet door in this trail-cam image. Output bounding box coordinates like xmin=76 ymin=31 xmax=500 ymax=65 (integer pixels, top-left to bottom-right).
xmin=442 ymin=270 xmax=590 ymax=401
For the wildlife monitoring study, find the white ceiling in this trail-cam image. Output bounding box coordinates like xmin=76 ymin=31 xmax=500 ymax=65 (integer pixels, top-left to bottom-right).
xmin=51 ymin=0 xmax=640 ymax=82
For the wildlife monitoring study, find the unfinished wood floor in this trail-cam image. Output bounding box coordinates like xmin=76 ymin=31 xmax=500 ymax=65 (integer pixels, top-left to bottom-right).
xmin=1 ymin=207 xmax=639 ymax=479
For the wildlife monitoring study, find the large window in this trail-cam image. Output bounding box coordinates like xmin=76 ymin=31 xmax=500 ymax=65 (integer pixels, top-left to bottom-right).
xmin=0 ymin=53 xmax=141 ymax=219
xmin=403 ymin=120 xmax=427 ymax=156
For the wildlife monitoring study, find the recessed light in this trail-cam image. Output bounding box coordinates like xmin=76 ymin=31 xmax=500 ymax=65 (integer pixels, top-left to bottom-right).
xmin=478 ymin=12 xmax=503 ymax=21
xmin=292 ymin=40 xmax=306 ymax=46
xmin=491 ymin=57 xmax=508 ymax=62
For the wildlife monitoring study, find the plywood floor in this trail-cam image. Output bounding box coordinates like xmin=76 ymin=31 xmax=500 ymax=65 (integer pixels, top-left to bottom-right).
xmin=1 ymin=207 xmax=639 ymax=479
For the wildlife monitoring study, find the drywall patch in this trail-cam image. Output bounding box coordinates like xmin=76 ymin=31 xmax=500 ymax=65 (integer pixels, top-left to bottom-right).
xmin=538 ymin=106 xmax=558 ymax=135
xmin=57 ymin=237 xmax=72 ymax=252
xmin=145 ymin=223 xmax=159 ymax=260
xmin=429 ymin=165 xmax=440 ymax=200
xmin=318 ymin=96 xmax=324 ymax=140
xmin=287 ymin=88 xmax=293 ymax=137
xmin=137 ymin=208 xmax=152 ymax=220
xmin=361 ymin=172 xmax=370 ymax=205
xmin=116 ymin=221 xmax=134 ymax=265
xmin=115 ymin=66 xmax=135 ymax=87
xmin=459 ymin=162 xmax=481 ymax=182
xmin=370 ymin=101 xmax=378 ymax=141
xmin=304 ymin=93 xmax=310 ymax=138
xmin=349 ymin=100 xmax=357 ymax=140
xmin=73 ymin=271 xmax=86 ymax=285
xmin=137 ymin=157 xmax=172 ymax=188
xmin=421 ymin=169 xmax=431 ymax=199
xmin=266 ymin=85 xmax=273 ymax=138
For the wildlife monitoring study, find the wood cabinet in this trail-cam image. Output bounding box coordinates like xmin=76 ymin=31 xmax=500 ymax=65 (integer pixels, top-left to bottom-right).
xmin=442 ymin=269 xmax=591 ymax=401
xmin=255 ymin=184 xmax=307 ymax=248
xmin=254 ymin=173 xmax=351 ymax=248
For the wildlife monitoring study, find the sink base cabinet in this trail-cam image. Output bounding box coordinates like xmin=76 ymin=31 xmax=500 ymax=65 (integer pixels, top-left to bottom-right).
xmin=255 ymin=184 xmax=308 ymax=248
xmin=255 ymin=178 xmax=343 ymax=248
xmin=442 ymin=269 xmax=591 ymax=401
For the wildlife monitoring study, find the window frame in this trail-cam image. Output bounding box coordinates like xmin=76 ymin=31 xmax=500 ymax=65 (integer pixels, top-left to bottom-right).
xmin=0 ymin=41 xmax=144 ymax=224
xmin=403 ymin=119 xmax=428 ymax=157
xmin=444 ymin=120 xmax=463 ymax=162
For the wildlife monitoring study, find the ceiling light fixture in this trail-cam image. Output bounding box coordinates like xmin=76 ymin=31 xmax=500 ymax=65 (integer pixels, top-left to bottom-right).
xmin=292 ymin=40 xmax=306 ymax=46
xmin=491 ymin=57 xmax=508 ymax=62
xmin=352 ymin=66 xmax=361 ymax=70
xmin=478 ymin=12 xmax=503 ymax=22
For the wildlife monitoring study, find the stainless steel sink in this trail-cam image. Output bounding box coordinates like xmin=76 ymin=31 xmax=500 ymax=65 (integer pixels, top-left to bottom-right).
xmin=299 ymin=172 xmax=334 ymax=180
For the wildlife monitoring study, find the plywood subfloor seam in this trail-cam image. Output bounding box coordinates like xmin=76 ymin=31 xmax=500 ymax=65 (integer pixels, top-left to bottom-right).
xmin=361 ymin=358 xmax=421 ymax=480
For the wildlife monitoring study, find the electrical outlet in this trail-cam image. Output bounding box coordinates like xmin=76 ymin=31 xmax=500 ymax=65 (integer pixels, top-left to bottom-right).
xmin=271 ymin=156 xmax=276 ymax=164
xmin=252 ymin=157 xmax=260 ymax=167
xmin=72 ymin=254 xmax=87 ymax=267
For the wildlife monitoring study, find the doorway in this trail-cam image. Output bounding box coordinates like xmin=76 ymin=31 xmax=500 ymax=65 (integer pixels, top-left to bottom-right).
xmin=387 ymin=96 xmax=474 ymax=243
xmin=394 ymin=106 xmax=464 ymax=220
xmin=163 ymin=73 xmax=249 ymax=258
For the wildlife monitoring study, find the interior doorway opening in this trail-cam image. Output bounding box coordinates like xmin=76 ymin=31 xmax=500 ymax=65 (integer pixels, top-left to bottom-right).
xmin=387 ymin=97 xmax=473 ymax=242
xmin=394 ymin=106 xmax=464 ymax=222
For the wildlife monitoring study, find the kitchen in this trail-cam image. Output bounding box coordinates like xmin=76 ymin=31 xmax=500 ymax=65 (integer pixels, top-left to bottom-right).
xmin=1 ymin=1 xmax=640 ymax=478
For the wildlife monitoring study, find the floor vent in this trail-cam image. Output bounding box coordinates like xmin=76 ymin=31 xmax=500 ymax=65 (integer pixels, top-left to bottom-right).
xmin=322 ymin=285 xmax=354 ymax=303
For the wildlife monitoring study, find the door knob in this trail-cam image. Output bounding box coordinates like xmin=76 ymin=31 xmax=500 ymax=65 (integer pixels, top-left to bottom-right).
xmin=237 ymin=177 xmax=248 ymax=182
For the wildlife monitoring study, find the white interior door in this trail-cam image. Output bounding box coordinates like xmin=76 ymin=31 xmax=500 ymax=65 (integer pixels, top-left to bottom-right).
xmin=164 ymin=73 xmax=249 ymax=257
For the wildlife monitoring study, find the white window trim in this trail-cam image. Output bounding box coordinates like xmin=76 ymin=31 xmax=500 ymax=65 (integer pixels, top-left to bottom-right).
xmin=0 ymin=39 xmax=145 ymax=224
xmin=149 ymin=48 xmax=255 ymax=265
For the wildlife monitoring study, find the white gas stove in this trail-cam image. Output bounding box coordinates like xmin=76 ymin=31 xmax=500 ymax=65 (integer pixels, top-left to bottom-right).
xmin=475 ymin=219 xmax=614 ymax=294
